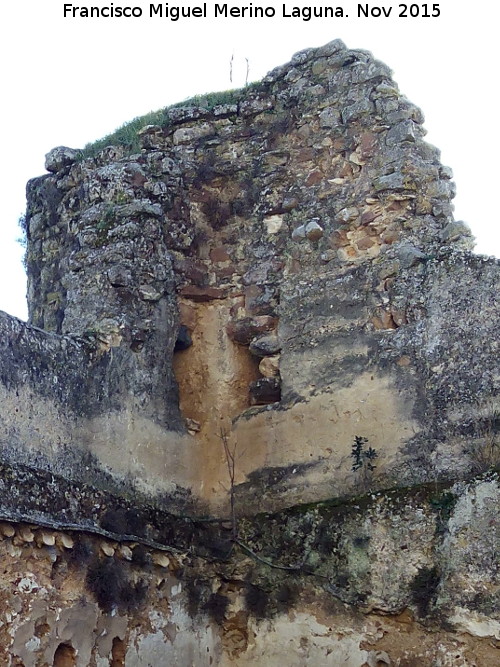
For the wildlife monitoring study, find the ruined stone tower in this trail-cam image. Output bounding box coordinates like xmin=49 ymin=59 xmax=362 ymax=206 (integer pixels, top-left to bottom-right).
xmin=0 ymin=39 xmax=498 ymax=665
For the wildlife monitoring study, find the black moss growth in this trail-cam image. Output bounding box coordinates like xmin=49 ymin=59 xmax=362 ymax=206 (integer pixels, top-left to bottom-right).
xmin=410 ymin=566 xmax=440 ymax=617
xmin=203 ymin=592 xmax=229 ymax=625
xmin=85 ymin=557 xmax=148 ymax=612
xmin=244 ymin=585 xmax=269 ymax=619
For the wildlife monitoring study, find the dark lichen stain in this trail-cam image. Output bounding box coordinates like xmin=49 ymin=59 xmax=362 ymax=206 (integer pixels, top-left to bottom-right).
xmin=410 ymin=566 xmax=440 ymax=617
xmin=85 ymin=557 xmax=148 ymax=612
xmin=203 ymin=592 xmax=229 ymax=625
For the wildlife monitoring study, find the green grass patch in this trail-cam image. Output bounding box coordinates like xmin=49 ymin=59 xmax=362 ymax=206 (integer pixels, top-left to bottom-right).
xmin=79 ymin=84 xmax=261 ymax=160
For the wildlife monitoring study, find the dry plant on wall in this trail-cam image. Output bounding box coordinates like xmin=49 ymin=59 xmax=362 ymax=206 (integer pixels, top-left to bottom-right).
xmin=218 ymin=423 xmax=325 ymax=576
xmin=217 ymin=431 xmax=377 ymax=586
xmin=219 ymin=427 xmax=238 ymax=541
xmin=466 ymin=401 xmax=500 ymax=473
xmin=229 ymin=53 xmax=250 ymax=88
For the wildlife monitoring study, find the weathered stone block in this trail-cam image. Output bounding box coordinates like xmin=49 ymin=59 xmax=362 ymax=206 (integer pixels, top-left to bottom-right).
xmin=249 ymin=377 xmax=281 ymax=405
xmin=227 ymin=316 xmax=278 ymax=346
xmin=45 ymin=146 xmax=78 ymax=173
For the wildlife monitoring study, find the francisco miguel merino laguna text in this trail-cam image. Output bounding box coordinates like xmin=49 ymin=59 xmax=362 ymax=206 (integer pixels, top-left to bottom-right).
xmin=64 ymin=3 xmax=440 ymax=21
xmin=62 ymin=3 xmax=347 ymax=19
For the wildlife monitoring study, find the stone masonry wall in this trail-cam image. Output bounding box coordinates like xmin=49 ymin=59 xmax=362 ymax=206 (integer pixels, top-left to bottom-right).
xmin=0 ymin=39 xmax=498 ymax=664
xmin=21 ymin=38 xmax=498 ymax=514
xmin=0 ymin=476 xmax=497 ymax=665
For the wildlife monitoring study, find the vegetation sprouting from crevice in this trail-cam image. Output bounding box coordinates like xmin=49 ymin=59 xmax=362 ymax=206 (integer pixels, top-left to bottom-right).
xmin=79 ymin=83 xmax=262 ymax=160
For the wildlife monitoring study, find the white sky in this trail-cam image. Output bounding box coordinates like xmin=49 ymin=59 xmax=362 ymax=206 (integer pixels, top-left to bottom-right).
xmin=1 ymin=1 xmax=498 ymax=321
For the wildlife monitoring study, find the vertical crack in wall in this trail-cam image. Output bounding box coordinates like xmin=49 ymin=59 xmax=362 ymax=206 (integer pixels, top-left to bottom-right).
xmin=173 ymin=297 xmax=261 ymax=507
xmin=110 ymin=637 xmax=126 ymax=667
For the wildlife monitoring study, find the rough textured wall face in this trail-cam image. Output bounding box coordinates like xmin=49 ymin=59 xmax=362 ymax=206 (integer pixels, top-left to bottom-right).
xmin=26 ymin=38 xmax=458 ymax=338
xmin=24 ymin=38 xmax=496 ymax=513
xmin=0 ymin=477 xmax=498 ymax=665
xmin=0 ymin=39 xmax=498 ymax=664
xmin=25 ymin=164 xmax=183 ymax=431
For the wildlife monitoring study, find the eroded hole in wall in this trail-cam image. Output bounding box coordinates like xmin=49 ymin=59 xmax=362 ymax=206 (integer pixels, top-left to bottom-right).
xmin=172 ymin=296 xmax=286 ymax=507
xmin=173 ymin=298 xmax=262 ymax=506
xmin=248 ymin=376 xmax=281 ymax=406
xmin=110 ymin=636 xmax=126 ymax=667
xmin=53 ymin=643 xmax=76 ymax=667
xmin=173 ymin=299 xmax=261 ymax=431
xmin=174 ymin=324 xmax=192 ymax=351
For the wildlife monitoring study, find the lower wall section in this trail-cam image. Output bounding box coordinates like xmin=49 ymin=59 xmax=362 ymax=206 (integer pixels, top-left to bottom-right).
xmin=0 ymin=310 xmax=200 ymax=520
xmin=1 ymin=475 xmax=498 ymax=666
